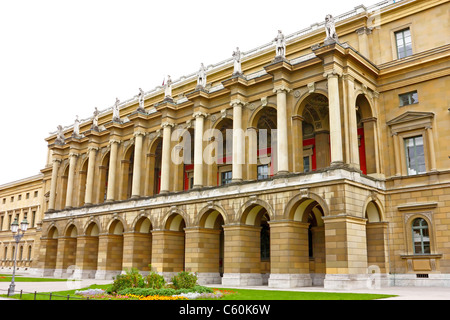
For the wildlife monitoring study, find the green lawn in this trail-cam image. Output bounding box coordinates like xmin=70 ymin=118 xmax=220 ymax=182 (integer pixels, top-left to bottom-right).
xmin=216 ymin=288 xmax=395 ymax=300
xmin=2 ymin=284 xmax=396 ymax=300
xmin=0 ymin=274 xmax=69 ymax=282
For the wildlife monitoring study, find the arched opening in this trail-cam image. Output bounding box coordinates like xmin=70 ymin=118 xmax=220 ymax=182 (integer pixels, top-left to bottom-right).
xmin=99 ymin=152 xmax=110 ymax=203
xmin=62 ymin=224 xmax=78 ymax=272
xmin=132 ymin=216 xmax=153 ymax=271
xmin=80 ymin=221 xmax=100 ymax=277
xmin=198 ymin=209 xmax=225 ymax=280
xmin=247 ymin=106 xmax=277 ymax=180
xmin=165 ymin=213 xmax=186 ymax=272
xmin=103 ymin=219 xmax=125 ymax=274
xmin=120 ymin=147 xmax=134 ymax=200
xmin=206 ymin=118 xmax=233 ymax=186
xmin=78 ymin=159 xmax=88 ymax=207
xmin=287 ymin=197 xmax=326 ymax=286
xmin=299 ymin=93 xmax=330 ymax=172
xmin=148 ymin=138 xmax=162 ymax=195
xmin=356 ymin=94 xmax=379 ymax=175
xmin=59 ymin=165 xmax=69 ymax=209
xmin=44 ymin=226 xmax=59 ymax=275
xmin=241 ymin=203 xmax=271 ymax=284
xmin=365 ymin=200 xmax=389 ymax=274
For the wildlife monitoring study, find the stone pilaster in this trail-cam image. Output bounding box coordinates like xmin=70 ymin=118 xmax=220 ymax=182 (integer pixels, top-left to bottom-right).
xmin=151 ymin=230 xmax=185 ymax=280
xmin=131 ymin=131 xmax=146 ymax=198
xmin=274 ymin=86 xmax=291 ymax=174
xmin=193 ymin=112 xmax=207 ymax=188
xmin=84 ymin=147 xmax=98 ymax=205
xmin=231 ymin=100 xmax=245 ymax=182
xmin=65 ymin=153 xmax=79 ymax=208
xmin=160 ymin=122 xmax=174 ymax=194
xmin=268 ymin=221 xmax=312 ymax=288
xmin=106 ymin=140 xmax=121 ymax=202
xmin=48 ymin=159 xmax=61 ymax=211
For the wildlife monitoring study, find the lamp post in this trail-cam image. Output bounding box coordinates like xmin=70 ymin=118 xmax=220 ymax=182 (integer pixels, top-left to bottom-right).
xmin=7 ymin=217 xmax=28 ymax=297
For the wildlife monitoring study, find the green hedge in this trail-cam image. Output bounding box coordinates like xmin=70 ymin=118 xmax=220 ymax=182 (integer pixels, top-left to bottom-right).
xmin=118 ymin=286 xmax=213 ymax=297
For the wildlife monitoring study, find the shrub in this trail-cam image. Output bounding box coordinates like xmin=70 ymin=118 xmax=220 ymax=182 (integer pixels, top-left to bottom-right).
xmin=145 ymin=271 xmax=166 ymax=289
xmin=108 ymin=268 xmax=144 ymax=293
xmin=171 ymin=271 xmax=198 ymax=289
xmin=117 ymin=286 xmax=213 ymax=297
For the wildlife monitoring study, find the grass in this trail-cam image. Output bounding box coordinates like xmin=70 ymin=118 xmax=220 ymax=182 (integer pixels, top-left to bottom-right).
xmin=0 ymin=274 xmax=69 ymax=282
xmin=215 ymin=288 xmax=396 ymax=300
xmin=1 ymin=284 xmax=396 ymax=300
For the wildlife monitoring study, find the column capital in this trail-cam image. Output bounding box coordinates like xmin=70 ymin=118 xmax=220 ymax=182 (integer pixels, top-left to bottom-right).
xmin=192 ymin=111 xmax=208 ymax=119
xmin=133 ymin=131 xmax=146 ymax=138
xmin=161 ymin=121 xmax=175 ymax=129
xmin=425 ymin=126 xmax=433 ymax=130
xmin=323 ymin=69 xmax=342 ymax=79
xmin=230 ymin=99 xmax=247 ymax=108
xmin=109 ymin=139 xmax=121 ymax=145
xmin=273 ymin=86 xmax=291 ymax=94
xmin=68 ymin=152 xmax=79 ymax=158
xmin=52 ymin=158 xmax=62 ymax=164
xmin=87 ymin=146 xmax=99 ymax=153
xmin=291 ymin=115 xmax=304 ymax=122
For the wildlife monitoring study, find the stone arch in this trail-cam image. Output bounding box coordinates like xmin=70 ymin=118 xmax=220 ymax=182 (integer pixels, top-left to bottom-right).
xmin=293 ymin=90 xmax=329 ymax=117
xmin=239 ymin=198 xmax=274 ymax=226
xmin=106 ymin=216 xmax=127 ymax=235
xmin=46 ymin=224 xmax=59 ymax=239
xmin=363 ymin=196 xmax=385 ymax=222
xmin=248 ymin=103 xmax=277 ymax=129
xmin=284 ymin=191 xmax=329 ymax=221
xmin=161 ymin=207 xmax=189 ymax=230
xmin=83 ymin=218 xmax=101 ymax=236
xmin=132 ymin=213 xmax=154 ymax=233
xmin=63 ymin=223 xmax=78 ymax=237
xmin=197 ymin=204 xmax=229 ymax=228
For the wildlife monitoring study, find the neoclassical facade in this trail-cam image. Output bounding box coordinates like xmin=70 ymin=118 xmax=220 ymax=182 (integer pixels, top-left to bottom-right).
xmin=2 ymin=0 xmax=448 ymax=289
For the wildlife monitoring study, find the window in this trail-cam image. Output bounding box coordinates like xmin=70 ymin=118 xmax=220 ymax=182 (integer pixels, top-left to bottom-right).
xmin=303 ymin=156 xmax=311 ymax=173
xmin=257 ymin=165 xmax=269 ymax=180
xmin=399 ymin=91 xmax=418 ymax=107
xmin=221 ymin=171 xmax=232 ymax=186
xmin=395 ymin=28 xmax=413 ymax=59
xmin=10 ymin=196 xmax=14 ymax=202
xmin=412 ymin=218 xmax=430 ymax=254
xmin=18 ymin=194 xmax=22 ymax=201
xmin=2 ymin=198 xmax=5 ymax=204
xmin=31 ymin=210 xmax=36 ymax=227
xmin=405 ymin=136 xmax=426 ymax=175
xmin=0 ymin=215 xmax=3 ymax=231
xmin=34 ymin=191 xmax=38 ymax=197
xmin=26 ymin=193 xmax=30 ymax=199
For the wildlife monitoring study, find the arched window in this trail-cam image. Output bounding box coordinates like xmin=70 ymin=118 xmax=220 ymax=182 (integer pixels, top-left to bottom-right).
xmin=412 ymin=218 xmax=430 ymax=254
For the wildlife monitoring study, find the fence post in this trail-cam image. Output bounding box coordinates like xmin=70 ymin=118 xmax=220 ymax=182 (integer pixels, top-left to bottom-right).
xmin=34 ymin=291 xmax=37 ymax=300
xmin=67 ymin=294 xmax=70 ymax=300
xmin=20 ymin=290 xmax=23 ymax=299
xmin=49 ymin=292 xmax=52 ymax=300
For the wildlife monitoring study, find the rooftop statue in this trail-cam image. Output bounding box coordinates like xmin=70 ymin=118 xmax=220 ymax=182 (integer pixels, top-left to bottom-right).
xmin=55 ymin=125 xmax=65 ymax=145
xmin=92 ymin=107 xmax=100 ymax=131
xmin=274 ymin=30 xmax=286 ymax=59
xmin=137 ymin=88 xmax=145 ymax=112
xmin=72 ymin=115 xmax=80 ymax=137
xmin=232 ymin=47 xmax=242 ymax=75
xmin=197 ymin=63 xmax=207 ymax=88
xmin=112 ymin=98 xmax=121 ymax=122
xmin=324 ymin=14 xmax=339 ymax=44
xmin=164 ymin=75 xmax=173 ymax=99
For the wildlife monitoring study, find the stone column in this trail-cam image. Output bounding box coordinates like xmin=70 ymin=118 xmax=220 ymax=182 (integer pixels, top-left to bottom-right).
xmin=160 ymin=122 xmax=174 ymax=194
xmin=193 ymin=112 xmax=206 ymax=188
xmin=291 ymin=116 xmax=304 ymax=173
xmin=106 ymin=139 xmax=120 ymax=202
xmin=268 ymin=221 xmax=312 ymax=288
xmin=184 ymin=227 xmax=222 ymax=285
xmin=131 ymin=131 xmax=145 ymax=198
xmin=426 ymin=126 xmax=437 ymax=171
xmin=222 ymin=224 xmax=263 ymax=286
xmin=231 ymin=100 xmax=244 ymax=182
xmin=392 ymin=132 xmax=402 ymax=176
xmin=48 ymin=159 xmax=61 ymax=211
xmin=65 ymin=153 xmax=79 ymax=208
xmin=274 ymin=87 xmax=291 ymax=174
xmin=84 ymin=147 xmax=98 ymax=205
xmin=323 ymin=215 xmax=369 ymax=289
xmin=325 ymin=71 xmax=344 ymax=166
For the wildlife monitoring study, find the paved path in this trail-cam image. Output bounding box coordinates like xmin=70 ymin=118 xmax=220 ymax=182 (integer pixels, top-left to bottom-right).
xmin=1 ymin=274 xmax=449 ymax=300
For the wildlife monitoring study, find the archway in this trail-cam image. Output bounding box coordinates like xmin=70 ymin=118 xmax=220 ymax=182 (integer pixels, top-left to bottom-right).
xmin=78 ymin=221 xmax=100 ymax=278
xmin=127 ymin=216 xmax=153 ymax=271
xmin=165 ymin=213 xmax=186 ymax=272
xmin=297 ymin=93 xmax=331 ymax=172
xmin=120 ymin=147 xmax=134 ymax=200
xmin=365 ymin=200 xmax=389 ymax=274
xmin=147 ymin=137 xmax=162 ymax=195
xmin=43 ymin=226 xmax=59 ymax=276
xmin=77 ymin=159 xmax=88 ymax=206
xmin=355 ymin=94 xmax=379 ymax=175
xmin=98 ymin=152 xmax=110 ymax=203
xmin=61 ymin=224 xmax=78 ymax=273
xmin=58 ymin=165 xmax=69 ymax=209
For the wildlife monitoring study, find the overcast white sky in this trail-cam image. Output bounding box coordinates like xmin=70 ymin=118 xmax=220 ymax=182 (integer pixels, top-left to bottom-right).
xmin=0 ymin=0 xmax=368 ymax=185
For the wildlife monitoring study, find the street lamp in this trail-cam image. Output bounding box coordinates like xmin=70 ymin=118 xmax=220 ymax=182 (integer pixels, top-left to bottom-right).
xmin=7 ymin=216 xmax=28 ymax=296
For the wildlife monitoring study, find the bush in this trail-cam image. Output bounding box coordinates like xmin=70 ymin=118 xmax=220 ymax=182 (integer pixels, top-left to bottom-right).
xmin=145 ymin=271 xmax=166 ymax=289
xmin=108 ymin=268 xmax=144 ymax=293
xmin=171 ymin=271 xmax=198 ymax=289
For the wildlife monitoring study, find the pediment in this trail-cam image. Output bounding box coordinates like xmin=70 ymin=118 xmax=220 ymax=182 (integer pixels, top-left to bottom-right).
xmin=387 ymin=111 xmax=434 ymax=126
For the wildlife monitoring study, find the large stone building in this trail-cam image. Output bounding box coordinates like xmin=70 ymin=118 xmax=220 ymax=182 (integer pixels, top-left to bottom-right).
xmin=1 ymin=0 xmax=449 ymax=289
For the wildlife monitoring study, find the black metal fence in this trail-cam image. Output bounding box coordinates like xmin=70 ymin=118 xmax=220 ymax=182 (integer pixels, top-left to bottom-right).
xmin=0 ymin=288 xmax=91 ymax=300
